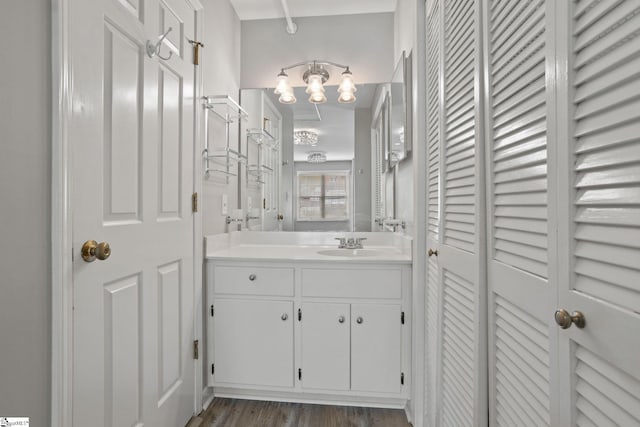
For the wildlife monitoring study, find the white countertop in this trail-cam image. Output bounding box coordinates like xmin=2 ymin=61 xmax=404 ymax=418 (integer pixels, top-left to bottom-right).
xmin=205 ymin=232 xmax=412 ymax=264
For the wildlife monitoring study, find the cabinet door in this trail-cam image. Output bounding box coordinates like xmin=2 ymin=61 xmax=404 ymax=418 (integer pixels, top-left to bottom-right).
xmin=351 ymin=303 xmax=402 ymax=393
xmin=301 ymin=303 xmax=350 ymax=390
xmin=213 ymin=299 xmax=293 ymax=387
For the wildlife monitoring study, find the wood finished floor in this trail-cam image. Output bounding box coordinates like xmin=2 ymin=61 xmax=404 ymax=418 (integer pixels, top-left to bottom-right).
xmin=198 ymin=398 xmax=412 ymax=427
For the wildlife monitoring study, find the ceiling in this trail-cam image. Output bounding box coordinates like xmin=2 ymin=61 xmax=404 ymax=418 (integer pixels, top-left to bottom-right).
xmin=229 ymin=0 xmax=397 ymax=20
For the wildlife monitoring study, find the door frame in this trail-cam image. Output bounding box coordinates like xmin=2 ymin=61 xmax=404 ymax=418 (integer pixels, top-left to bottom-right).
xmin=51 ymin=1 xmax=204 ymax=426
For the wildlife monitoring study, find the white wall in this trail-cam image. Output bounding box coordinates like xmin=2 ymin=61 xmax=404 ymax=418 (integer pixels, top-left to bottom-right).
xmin=0 ymin=1 xmax=51 ymax=424
xmin=240 ymin=13 xmax=394 ymax=89
xmin=201 ymin=0 xmax=243 ymax=236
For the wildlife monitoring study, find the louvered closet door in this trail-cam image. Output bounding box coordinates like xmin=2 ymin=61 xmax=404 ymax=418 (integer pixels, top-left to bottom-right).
xmin=424 ymin=1 xmax=442 ymax=426
xmin=484 ymin=0 xmax=559 ymax=426
xmin=435 ymin=0 xmax=487 ymax=425
xmin=556 ymin=1 xmax=640 ymax=425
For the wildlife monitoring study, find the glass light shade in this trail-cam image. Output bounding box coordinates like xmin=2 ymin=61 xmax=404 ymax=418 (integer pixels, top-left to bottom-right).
xmin=337 ymin=70 xmax=357 ymax=103
xmin=307 ymin=151 xmax=327 ymax=163
xmin=305 ymin=74 xmax=325 ymax=94
xmin=274 ymin=73 xmax=291 ymax=95
xmin=338 ymin=71 xmax=356 ymax=93
xmin=279 ymin=90 xmax=296 ymax=104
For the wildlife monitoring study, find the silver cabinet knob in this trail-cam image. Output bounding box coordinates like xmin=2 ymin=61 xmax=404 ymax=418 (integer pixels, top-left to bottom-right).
xmin=356 ymin=316 xmax=363 ymax=324
xmin=281 ymin=313 xmax=288 ymax=321
xmin=249 ymin=274 xmax=257 ymax=281
xmin=338 ymin=315 xmax=345 ymax=323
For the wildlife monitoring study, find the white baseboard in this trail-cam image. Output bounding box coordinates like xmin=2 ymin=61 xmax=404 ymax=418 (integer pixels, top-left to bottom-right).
xmin=213 ymin=387 xmax=408 ymax=410
xmin=201 ymin=387 xmax=215 ymax=411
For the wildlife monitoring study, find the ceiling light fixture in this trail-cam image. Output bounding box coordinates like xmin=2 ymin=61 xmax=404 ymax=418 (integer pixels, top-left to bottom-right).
xmin=307 ymin=151 xmax=327 ymax=163
xmin=294 ymin=130 xmax=319 ymax=146
xmin=274 ymin=60 xmax=357 ymax=105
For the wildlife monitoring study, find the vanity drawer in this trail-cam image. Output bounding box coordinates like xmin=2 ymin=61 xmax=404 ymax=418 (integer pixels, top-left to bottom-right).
xmin=301 ymin=268 xmax=402 ymax=299
xmin=214 ymin=266 xmax=294 ymax=296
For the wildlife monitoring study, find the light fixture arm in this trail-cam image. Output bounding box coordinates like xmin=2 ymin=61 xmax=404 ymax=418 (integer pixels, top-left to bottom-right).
xmin=279 ymin=60 xmax=350 ymax=73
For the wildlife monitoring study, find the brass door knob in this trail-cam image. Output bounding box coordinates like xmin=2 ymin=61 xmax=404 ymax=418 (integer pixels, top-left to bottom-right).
xmin=81 ymin=240 xmax=111 ymax=262
xmin=554 ymin=309 xmax=585 ymax=329
xmin=428 ymin=248 xmax=438 ymax=257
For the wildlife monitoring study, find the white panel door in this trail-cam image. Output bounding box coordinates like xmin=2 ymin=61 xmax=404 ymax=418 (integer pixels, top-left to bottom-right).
xmin=351 ymin=303 xmax=402 ymax=393
xmin=558 ymin=1 xmax=640 ymax=424
xmin=300 ymin=303 xmax=350 ymax=391
xmin=69 ymin=0 xmax=196 ymax=425
xmin=483 ymin=1 xmax=559 ymax=425
xmin=213 ymin=299 xmax=294 ymax=387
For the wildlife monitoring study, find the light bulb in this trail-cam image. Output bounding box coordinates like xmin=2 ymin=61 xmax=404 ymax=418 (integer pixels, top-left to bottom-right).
xmin=309 ymin=91 xmax=327 ymax=104
xmin=338 ymin=91 xmax=356 ymax=103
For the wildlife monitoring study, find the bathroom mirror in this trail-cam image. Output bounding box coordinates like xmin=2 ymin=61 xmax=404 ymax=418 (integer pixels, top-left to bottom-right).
xmin=389 ymin=51 xmax=412 ymax=168
xmin=244 ymin=61 xmax=411 ymax=232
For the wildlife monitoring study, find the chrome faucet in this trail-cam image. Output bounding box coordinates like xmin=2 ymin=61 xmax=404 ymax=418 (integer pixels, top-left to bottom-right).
xmin=335 ymin=237 xmax=367 ymax=249
xmin=335 ymin=237 xmax=347 ymax=248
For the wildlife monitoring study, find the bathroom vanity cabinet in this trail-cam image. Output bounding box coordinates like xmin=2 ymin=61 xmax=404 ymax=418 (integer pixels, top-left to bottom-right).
xmin=206 ymin=258 xmax=411 ymax=406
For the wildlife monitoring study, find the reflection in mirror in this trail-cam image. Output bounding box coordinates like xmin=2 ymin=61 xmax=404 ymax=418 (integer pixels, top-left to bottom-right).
xmin=389 ymin=51 xmax=412 ymax=167
xmin=265 ymin=84 xmax=379 ymax=232
xmin=372 ymin=86 xmax=392 ymax=229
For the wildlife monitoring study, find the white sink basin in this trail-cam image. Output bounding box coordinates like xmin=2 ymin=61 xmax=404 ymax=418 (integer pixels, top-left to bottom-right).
xmin=317 ymin=249 xmax=393 ymax=257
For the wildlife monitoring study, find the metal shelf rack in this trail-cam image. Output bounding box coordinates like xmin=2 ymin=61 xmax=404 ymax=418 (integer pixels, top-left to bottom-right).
xmin=203 ymin=95 xmax=248 ymax=182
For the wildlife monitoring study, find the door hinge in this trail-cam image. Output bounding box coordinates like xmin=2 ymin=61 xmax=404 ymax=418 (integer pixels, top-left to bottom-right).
xmin=210 ymin=304 xmax=214 ymax=317
xmin=193 ymin=340 xmax=199 ymax=359
xmin=192 ymin=192 xmax=198 ymax=213
xmin=401 ymin=311 xmax=405 ymax=325
xmin=211 ymin=363 xmax=215 ymax=375
xmin=298 ymin=368 xmax=302 ymax=381
xmin=401 ymin=372 xmax=405 ymax=385
xmin=298 ymin=308 xmax=302 ymax=321
xmin=188 ymin=39 xmax=204 ymax=65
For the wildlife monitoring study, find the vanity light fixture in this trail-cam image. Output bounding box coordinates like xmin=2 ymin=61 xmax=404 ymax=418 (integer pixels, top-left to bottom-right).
xmin=274 ymin=60 xmax=357 ymax=105
xmin=293 ymin=130 xmax=319 ymax=146
xmin=307 ymin=151 xmax=327 ymax=163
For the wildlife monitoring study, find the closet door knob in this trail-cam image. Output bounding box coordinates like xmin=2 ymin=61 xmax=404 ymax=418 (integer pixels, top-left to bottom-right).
xmin=281 ymin=313 xmax=288 ymax=321
xmin=338 ymin=316 xmax=345 ymax=323
xmin=554 ymin=309 xmax=585 ymax=329
xmin=356 ymin=317 xmax=363 ymax=324
xmin=249 ymin=274 xmax=257 ymax=281
xmin=428 ymin=248 xmax=438 ymax=257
